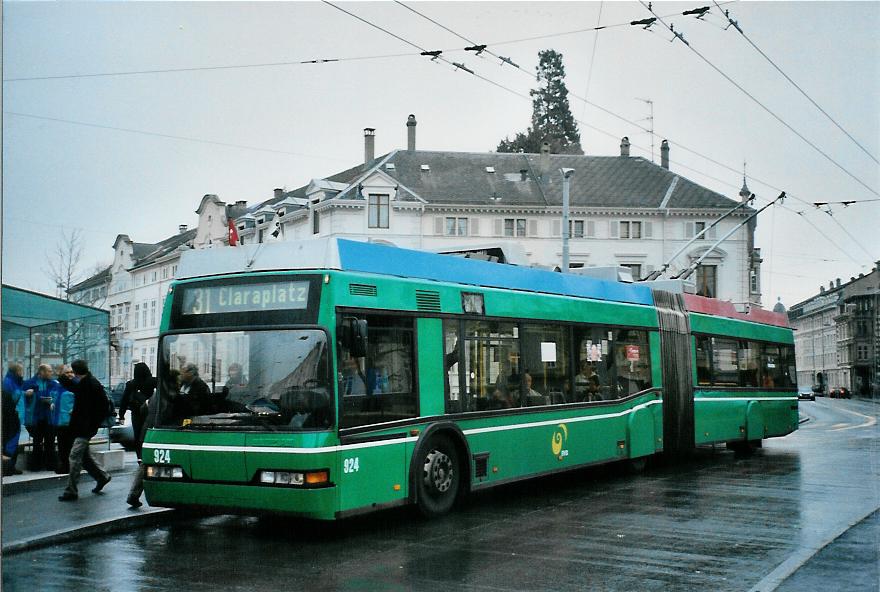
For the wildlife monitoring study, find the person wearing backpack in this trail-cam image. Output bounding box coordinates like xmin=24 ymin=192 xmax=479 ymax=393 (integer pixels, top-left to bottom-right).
xmin=119 ymin=362 xmax=156 ymax=458
xmin=56 ymin=359 xmax=111 ymax=501
xmin=52 ymin=365 xmax=76 ymax=474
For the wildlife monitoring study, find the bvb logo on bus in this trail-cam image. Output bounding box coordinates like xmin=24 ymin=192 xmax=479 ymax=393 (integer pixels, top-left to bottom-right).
xmin=551 ymin=424 xmax=569 ymax=460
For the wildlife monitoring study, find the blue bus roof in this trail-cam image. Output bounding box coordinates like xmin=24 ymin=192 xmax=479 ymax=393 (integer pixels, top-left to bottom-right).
xmin=336 ymin=240 xmax=654 ymax=306
xmin=176 ymin=238 xmax=655 ymax=307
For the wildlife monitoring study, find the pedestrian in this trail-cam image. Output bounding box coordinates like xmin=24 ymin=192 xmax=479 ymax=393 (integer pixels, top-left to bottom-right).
xmin=2 ymin=384 xmax=22 ymax=476
xmin=127 ymin=370 xmax=176 ymax=508
xmin=56 ymin=359 xmax=111 ymax=501
xmin=53 ymin=365 xmax=76 ymax=474
xmin=119 ymin=362 xmax=156 ymax=449
xmin=22 ymin=364 xmax=59 ymax=471
xmin=2 ymin=362 xmax=25 ymax=474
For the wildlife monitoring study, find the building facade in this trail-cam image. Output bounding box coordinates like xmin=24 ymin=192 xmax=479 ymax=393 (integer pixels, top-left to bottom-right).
xmin=788 ymin=263 xmax=879 ymax=396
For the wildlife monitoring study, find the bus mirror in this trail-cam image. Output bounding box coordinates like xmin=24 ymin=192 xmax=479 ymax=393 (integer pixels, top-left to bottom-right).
xmin=345 ymin=318 xmax=368 ymax=358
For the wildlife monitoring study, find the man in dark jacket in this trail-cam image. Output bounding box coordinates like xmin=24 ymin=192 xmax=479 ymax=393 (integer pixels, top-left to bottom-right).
xmin=57 ymin=359 xmax=111 ymax=501
xmin=177 ymin=363 xmax=212 ymax=418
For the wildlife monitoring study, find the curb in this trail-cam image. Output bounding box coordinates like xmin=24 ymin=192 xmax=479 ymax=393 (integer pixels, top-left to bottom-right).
xmin=2 ymin=467 xmax=139 ymax=497
xmin=2 ymin=507 xmax=180 ymax=556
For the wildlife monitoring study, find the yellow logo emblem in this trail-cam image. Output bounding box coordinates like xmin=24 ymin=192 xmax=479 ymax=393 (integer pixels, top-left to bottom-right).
xmin=551 ymin=423 xmax=569 ymax=460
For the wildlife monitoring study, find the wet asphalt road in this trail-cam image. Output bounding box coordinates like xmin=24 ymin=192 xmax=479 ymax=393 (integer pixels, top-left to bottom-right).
xmin=3 ymin=397 xmax=878 ymax=592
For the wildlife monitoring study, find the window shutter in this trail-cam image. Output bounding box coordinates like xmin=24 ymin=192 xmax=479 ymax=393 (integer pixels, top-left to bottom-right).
xmin=610 ymin=221 xmax=619 ymax=238
xmin=470 ymin=218 xmax=480 ymax=236
xmin=494 ymin=218 xmax=503 ymax=237
xmin=586 ymin=220 xmax=596 ymax=237
xmin=434 ymin=217 xmax=444 ymax=235
xmin=644 ymin=221 xmax=653 ymax=238
xmin=552 ymin=219 xmax=561 ymax=237
xmin=708 ymin=225 xmax=717 ymax=240
xmin=528 ymin=219 xmax=538 ymax=236
xmin=685 ymin=222 xmax=694 ymax=238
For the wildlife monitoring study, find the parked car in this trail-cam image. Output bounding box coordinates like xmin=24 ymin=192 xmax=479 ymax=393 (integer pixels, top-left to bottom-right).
xmin=811 ymin=384 xmax=826 ymax=397
xmin=829 ymin=387 xmax=851 ymax=399
xmin=108 ymin=383 xmax=126 ymax=408
xmin=797 ymin=387 xmax=815 ymax=401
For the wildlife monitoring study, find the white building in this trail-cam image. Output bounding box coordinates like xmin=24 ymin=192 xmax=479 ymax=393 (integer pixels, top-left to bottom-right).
xmin=238 ymin=120 xmax=762 ymax=306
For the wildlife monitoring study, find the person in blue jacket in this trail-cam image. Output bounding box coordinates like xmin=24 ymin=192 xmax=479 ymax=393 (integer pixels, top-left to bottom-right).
xmin=2 ymin=362 xmax=25 ymax=474
xmin=52 ymin=365 xmax=76 ymax=474
xmin=22 ymin=364 xmax=60 ymax=471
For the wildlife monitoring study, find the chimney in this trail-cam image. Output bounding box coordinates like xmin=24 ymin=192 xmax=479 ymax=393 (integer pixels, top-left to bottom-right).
xmin=406 ymin=114 xmax=417 ymax=151
xmin=620 ymin=136 xmax=630 ymax=157
xmin=273 ymin=188 xmax=283 ymax=200
xmin=520 ymin=169 xmax=528 ymax=181
xmin=178 ymin=224 xmax=188 ymax=234
xmin=829 ymin=281 xmax=834 ymax=290
xmin=660 ymin=139 xmax=670 ymax=169
xmin=836 ymin=278 xmax=841 ymax=287
xmin=820 ymin=286 xmax=825 ymax=293
xmin=540 ymin=140 xmax=551 ymax=174
xmin=364 ymin=128 xmax=375 ymax=163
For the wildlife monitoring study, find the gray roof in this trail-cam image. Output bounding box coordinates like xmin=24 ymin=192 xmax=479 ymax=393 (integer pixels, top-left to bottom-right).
xmin=129 ymin=229 xmax=198 ymax=270
xmin=69 ymin=266 xmax=111 ymax=292
xmin=271 ymin=150 xmax=741 ymax=211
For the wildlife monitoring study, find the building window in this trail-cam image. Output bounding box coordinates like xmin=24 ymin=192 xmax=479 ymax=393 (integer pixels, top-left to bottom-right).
xmin=750 ymin=270 xmax=759 ymax=293
xmin=504 ymin=218 xmax=526 ymax=237
xmin=696 ymin=265 xmax=717 ymax=298
xmin=445 ymin=217 xmax=468 ymax=236
xmin=171 ymin=265 xmax=178 ymax=276
xmin=620 ymin=221 xmax=642 ymax=239
xmin=151 ymin=271 xmax=157 ymax=283
xmin=695 ymin=222 xmax=706 ymax=236
xmin=134 ymin=304 xmax=140 ymax=329
xmin=142 ymin=306 xmax=148 ymax=328
xmin=312 ymin=211 xmax=320 ymax=235
xmin=368 ymin=194 xmax=389 ymax=228
xmin=151 ymin=300 xmax=157 ymax=327
xmin=161 ymin=267 xmax=168 ymax=280
xmin=568 ymin=220 xmax=584 ymax=238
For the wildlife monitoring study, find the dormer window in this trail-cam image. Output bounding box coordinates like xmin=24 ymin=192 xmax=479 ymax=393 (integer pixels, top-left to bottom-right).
xmin=257 ymin=218 xmax=265 ymax=225
xmin=420 ymin=164 xmax=430 ymax=172
xmin=385 ymin=163 xmax=396 ymax=171
xmin=485 ymin=166 xmax=495 ymax=173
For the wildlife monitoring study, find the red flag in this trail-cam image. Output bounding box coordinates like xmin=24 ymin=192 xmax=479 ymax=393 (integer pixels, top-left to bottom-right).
xmin=228 ymin=218 xmax=239 ymax=246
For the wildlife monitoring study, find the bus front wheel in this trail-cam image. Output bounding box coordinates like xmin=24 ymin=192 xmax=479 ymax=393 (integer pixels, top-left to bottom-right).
xmin=416 ymin=434 xmax=460 ymax=517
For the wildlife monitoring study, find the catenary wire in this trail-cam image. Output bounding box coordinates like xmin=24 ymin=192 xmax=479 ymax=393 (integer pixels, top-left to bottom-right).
xmin=326 ymin=0 xmax=875 ymax=264
xmin=712 ymin=1 xmax=879 ymax=165
xmin=4 ymin=111 xmax=352 ymax=162
xmin=580 ymin=1 xmax=604 ymax=121
xmin=639 ymin=1 xmax=879 ymax=199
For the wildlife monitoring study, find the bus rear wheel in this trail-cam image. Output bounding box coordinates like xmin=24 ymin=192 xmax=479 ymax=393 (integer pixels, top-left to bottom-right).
xmin=416 ymin=434 xmax=460 ymax=517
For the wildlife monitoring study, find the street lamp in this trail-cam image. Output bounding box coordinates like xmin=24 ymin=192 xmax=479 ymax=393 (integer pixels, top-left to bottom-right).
xmin=560 ymin=168 xmax=575 ymax=272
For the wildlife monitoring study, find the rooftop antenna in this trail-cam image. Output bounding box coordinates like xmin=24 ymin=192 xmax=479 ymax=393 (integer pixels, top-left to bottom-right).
xmin=636 ymin=98 xmax=654 ymax=162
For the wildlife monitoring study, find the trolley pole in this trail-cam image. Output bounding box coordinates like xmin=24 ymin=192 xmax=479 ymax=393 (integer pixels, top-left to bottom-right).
xmin=560 ymin=168 xmax=574 ymax=273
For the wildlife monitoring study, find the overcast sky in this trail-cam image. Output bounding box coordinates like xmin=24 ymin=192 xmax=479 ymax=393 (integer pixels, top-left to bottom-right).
xmin=3 ymin=1 xmax=878 ymax=308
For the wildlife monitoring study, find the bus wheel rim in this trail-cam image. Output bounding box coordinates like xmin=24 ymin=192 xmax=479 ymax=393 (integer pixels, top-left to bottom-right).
xmin=424 ymin=449 xmax=454 ymax=494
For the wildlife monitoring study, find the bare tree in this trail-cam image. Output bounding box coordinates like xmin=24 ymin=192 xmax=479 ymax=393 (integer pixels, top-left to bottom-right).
xmin=45 ymin=228 xmax=85 ymax=300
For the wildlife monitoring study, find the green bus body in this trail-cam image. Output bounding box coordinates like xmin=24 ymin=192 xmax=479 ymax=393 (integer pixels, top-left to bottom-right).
xmin=143 ymin=268 xmax=797 ymax=520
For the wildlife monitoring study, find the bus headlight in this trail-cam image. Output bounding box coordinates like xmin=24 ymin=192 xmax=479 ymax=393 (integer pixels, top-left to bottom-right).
xmin=146 ymin=465 xmax=185 ymax=479
xmin=257 ymin=470 xmax=328 ymax=487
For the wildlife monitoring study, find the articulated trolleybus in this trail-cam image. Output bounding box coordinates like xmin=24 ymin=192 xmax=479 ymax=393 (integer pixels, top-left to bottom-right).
xmin=143 ymin=238 xmax=798 ymax=519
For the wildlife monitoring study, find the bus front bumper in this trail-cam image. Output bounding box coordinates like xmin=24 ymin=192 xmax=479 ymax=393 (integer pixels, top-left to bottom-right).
xmin=144 ymin=480 xmax=338 ymax=521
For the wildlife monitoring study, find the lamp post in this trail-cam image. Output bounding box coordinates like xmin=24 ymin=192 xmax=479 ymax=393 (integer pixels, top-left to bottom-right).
xmin=560 ymin=168 xmax=575 ymax=272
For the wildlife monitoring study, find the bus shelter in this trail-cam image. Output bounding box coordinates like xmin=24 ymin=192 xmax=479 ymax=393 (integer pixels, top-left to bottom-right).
xmin=1 ymin=285 xmax=110 ymax=385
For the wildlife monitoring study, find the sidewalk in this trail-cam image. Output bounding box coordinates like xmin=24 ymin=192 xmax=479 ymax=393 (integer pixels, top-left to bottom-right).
xmin=1 ymin=451 xmax=175 ymax=555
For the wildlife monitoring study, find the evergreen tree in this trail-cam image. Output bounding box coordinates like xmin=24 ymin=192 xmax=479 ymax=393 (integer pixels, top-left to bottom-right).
xmin=496 ymin=49 xmax=583 ymax=155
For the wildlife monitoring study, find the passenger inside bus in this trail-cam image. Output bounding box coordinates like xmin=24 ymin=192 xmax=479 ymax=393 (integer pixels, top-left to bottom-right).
xmin=523 ymin=372 xmax=548 ymax=406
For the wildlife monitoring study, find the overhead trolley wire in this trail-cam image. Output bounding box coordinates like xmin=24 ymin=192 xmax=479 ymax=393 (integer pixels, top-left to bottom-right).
xmin=712 ymin=1 xmax=879 ymax=166
xmin=4 ymin=111 xmax=351 ymax=162
xmin=638 ymin=1 xmax=879 ymax=199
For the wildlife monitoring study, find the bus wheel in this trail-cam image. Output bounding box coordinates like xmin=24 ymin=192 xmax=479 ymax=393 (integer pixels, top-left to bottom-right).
xmin=417 ymin=434 xmax=460 ymax=517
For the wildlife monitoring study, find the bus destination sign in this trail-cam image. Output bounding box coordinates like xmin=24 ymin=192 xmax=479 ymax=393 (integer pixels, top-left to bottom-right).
xmin=181 ymin=281 xmax=310 ymax=315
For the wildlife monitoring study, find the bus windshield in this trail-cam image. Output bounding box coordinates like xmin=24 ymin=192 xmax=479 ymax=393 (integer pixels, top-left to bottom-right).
xmin=157 ymin=329 xmax=332 ymax=431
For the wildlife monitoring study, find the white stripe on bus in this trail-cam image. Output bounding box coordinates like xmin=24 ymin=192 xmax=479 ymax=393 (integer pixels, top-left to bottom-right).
xmin=142 ymin=397 xmax=794 ymax=455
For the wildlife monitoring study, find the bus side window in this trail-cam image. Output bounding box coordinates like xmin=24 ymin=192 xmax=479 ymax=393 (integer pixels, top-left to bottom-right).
xmin=443 ymin=320 xmax=461 ymax=413
xmin=695 ymin=336 xmax=712 ymax=386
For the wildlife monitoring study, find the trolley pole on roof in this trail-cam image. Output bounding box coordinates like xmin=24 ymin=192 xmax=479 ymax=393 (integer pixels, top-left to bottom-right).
xmin=560 ymin=168 xmax=575 ymax=272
